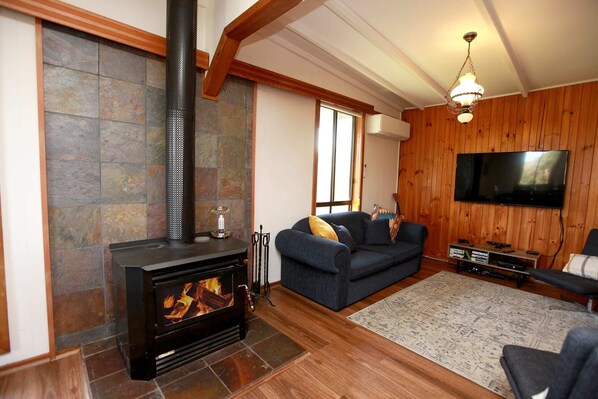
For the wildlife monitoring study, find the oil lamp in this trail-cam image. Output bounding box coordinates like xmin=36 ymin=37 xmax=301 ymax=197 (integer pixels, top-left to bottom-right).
xmin=209 ymin=206 xmax=230 ymax=238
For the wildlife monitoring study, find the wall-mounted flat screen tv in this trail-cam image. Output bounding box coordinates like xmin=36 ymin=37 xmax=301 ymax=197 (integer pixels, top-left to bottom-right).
xmin=454 ymin=150 xmax=568 ymax=208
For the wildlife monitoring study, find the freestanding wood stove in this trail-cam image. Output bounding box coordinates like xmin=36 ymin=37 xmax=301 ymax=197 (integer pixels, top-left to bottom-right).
xmin=111 ymin=237 xmax=248 ymax=380
xmin=110 ymin=0 xmax=251 ymax=381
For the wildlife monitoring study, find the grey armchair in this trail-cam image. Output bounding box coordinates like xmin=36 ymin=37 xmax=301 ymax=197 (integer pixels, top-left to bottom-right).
xmin=500 ymin=327 xmax=598 ymax=399
xmin=530 ymin=229 xmax=598 ymax=312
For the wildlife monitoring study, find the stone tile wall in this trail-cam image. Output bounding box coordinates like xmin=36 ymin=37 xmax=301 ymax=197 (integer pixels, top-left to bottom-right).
xmin=42 ymin=23 xmax=254 ymax=350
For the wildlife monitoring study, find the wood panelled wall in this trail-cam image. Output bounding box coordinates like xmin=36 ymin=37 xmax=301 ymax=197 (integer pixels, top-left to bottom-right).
xmin=399 ymin=82 xmax=598 ymax=268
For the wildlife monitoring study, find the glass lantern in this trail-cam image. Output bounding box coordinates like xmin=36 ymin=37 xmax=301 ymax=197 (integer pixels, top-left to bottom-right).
xmin=209 ymin=206 xmax=231 ymax=238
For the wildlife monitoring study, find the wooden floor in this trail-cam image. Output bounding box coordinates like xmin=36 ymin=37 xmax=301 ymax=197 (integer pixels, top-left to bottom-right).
xmin=0 ymin=351 xmax=89 ymax=398
xmin=0 ymin=258 xmax=570 ymax=399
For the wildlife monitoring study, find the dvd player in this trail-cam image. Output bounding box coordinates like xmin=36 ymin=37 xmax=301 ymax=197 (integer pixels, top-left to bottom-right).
xmin=496 ymin=260 xmax=525 ymax=271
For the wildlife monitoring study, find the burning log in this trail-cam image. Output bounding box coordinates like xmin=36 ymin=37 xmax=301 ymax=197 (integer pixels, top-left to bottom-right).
xmin=164 ymin=284 xmax=194 ymax=320
xmin=163 ymin=294 xmax=175 ymax=309
xmin=163 ymin=277 xmax=233 ymax=323
xmin=199 ymin=288 xmax=233 ymax=309
xmin=164 ymin=293 xmax=194 ymax=320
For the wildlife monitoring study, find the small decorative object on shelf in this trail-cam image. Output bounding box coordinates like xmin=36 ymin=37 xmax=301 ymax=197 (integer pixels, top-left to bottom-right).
xmin=251 ymin=225 xmax=274 ymax=307
xmin=209 ymin=206 xmax=230 ymax=238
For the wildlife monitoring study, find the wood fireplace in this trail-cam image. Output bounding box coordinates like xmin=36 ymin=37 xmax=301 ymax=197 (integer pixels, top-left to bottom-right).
xmin=111 ymin=237 xmax=248 ymax=380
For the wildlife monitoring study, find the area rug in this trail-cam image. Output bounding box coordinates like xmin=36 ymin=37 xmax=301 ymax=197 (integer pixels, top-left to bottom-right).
xmin=347 ymin=271 xmax=598 ymax=398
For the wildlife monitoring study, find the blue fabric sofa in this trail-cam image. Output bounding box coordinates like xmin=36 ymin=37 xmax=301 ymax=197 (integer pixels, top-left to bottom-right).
xmin=275 ymin=211 xmax=428 ymax=311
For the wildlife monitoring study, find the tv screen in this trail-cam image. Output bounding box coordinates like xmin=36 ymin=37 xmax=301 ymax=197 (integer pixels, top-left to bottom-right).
xmin=454 ymin=150 xmax=568 ymax=208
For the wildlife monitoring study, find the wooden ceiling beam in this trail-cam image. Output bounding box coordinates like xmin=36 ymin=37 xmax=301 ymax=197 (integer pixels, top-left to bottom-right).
xmin=325 ymin=0 xmax=447 ymax=105
xmin=202 ymin=0 xmax=301 ymax=99
xmin=475 ymin=0 xmax=530 ymax=97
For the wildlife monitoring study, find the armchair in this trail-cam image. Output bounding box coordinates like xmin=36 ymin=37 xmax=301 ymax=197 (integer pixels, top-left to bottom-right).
xmin=500 ymin=327 xmax=598 ymax=399
xmin=530 ymin=229 xmax=598 ymax=312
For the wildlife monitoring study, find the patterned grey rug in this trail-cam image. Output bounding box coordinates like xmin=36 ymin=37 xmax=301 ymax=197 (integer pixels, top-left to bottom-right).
xmin=347 ymin=271 xmax=598 ymax=398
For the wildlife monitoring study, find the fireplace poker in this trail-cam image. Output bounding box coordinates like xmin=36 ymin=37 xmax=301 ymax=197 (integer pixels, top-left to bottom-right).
xmin=251 ymin=232 xmax=258 ymax=297
xmin=250 ymin=226 xmax=274 ymax=307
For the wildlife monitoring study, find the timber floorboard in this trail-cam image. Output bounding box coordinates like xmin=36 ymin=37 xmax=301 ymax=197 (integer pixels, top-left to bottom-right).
xmin=0 ymin=351 xmax=89 ymax=398
xmin=0 ymin=257 xmax=570 ymax=399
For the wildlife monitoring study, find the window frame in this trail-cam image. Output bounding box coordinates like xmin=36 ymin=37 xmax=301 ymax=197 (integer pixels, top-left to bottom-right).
xmin=312 ymin=101 xmax=364 ymax=215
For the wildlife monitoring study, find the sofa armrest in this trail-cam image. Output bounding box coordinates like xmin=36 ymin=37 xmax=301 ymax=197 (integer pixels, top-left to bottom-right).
xmin=395 ymin=221 xmax=428 ymax=246
xmin=275 ymin=229 xmax=350 ymax=274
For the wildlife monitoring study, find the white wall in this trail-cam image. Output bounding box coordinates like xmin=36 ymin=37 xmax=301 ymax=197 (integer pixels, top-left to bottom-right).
xmin=237 ymin=32 xmax=405 ymax=119
xmin=254 ymin=85 xmax=316 ymax=282
xmin=361 ymin=134 xmax=400 ymax=212
xmin=0 ymin=9 xmax=50 ymax=365
xmin=62 ymin=0 xmax=215 ymax=55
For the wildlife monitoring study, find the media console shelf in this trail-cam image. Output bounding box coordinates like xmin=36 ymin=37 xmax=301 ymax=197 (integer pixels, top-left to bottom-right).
xmin=447 ymin=242 xmax=540 ymax=287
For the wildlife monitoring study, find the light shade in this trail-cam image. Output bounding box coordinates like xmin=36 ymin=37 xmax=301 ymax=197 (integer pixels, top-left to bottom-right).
xmin=446 ymin=32 xmax=484 ymax=124
xmin=450 ymin=72 xmax=484 ymax=107
xmin=457 ymin=111 xmax=474 ymax=124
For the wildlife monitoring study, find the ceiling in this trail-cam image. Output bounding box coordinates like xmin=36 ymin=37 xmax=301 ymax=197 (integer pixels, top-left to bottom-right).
xmin=239 ymin=0 xmax=598 ymax=111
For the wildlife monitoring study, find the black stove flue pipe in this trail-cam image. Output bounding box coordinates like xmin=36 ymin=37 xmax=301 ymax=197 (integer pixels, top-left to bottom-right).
xmin=165 ymin=0 xmax=197 ymax=245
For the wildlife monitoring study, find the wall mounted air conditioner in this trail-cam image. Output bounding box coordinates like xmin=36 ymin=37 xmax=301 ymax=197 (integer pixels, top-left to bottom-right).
xmin=365 ymin=114 xmax=410 ymax=141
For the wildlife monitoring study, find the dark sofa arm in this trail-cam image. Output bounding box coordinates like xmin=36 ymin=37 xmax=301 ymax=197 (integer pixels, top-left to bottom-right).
xmin=395 ymin=221 xmax=428 ymax=246
xmin=275 ymin=229 xmax=350 ymax=274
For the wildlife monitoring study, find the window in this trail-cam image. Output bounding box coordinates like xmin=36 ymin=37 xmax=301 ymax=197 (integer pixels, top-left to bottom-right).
xmin=315 ymin=105 xmax=362 ymax=214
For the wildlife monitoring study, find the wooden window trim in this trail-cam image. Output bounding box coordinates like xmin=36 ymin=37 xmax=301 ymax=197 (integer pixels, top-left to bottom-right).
xmin=311 ymin=101 xmax=321 ymax=215
xmin=314 ymin=105 xmax=362 ymax=214
xmin=230 ymin=60 xmax=376 ymax=115
xmin=352 ymin=115 xmax=365 ymax=212
xmin=0 ymin=195 xmax=9 ymax=354
xmin=35 ymin=18 xmax=55 ymax=358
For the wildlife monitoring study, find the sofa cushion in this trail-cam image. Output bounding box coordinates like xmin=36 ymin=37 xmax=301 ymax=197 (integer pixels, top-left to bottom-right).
xmin=370 ymin=204 xmax=395 ymax=220
xmin=349 ymin=250 xmax=395 ymax=281
xmin=308 ymin=215 xmax=338 ymax=241
xmin=390 ymin=214 xmax=405 ymax=243
xmin=363 ymin=218 xmax=391 ymax=245
xmin=319 ymin=211 xmax=370 ymax=244
xmin=358 ymin=242 xmax=421 ymax=263
xmin=371 ymin=205 xmax=404 ymax=243
xmin=562 ymin=254 xmax=598 ymax=280
xmin=331 ymin=223 xmax=357 ymax=252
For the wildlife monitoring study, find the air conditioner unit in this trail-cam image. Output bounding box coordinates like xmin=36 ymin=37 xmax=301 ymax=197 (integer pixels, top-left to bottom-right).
xmin=365 ymin=114 xmax=410 ymax=141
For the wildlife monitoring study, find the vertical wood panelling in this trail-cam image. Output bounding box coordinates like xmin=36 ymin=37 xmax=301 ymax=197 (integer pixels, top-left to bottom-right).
xmin=400 ymin=82 xmax=598 ymax=268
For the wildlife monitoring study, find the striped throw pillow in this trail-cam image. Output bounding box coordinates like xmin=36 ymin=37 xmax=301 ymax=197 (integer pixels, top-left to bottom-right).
xmin=562 ymin=254 xmax=598 ymax=280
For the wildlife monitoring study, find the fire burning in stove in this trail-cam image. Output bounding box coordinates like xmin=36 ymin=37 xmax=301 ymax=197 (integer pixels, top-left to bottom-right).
xmin=162 ymin=277 xmax=233 ymax=325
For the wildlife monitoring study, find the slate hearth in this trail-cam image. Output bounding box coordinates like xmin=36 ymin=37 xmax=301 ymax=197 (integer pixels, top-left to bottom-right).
xmin=83 ymin=316 xmax=305 ymax=399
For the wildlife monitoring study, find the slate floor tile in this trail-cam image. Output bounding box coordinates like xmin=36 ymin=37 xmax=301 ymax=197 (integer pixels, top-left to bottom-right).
xmin=83 ymin=318 xmax=306 ymax=398
xmin=251 ymin=332 xmax=306 ymax=369
xmin=210 ymin=348 xmax=271 ymax=392
xmin=160 ymin=367 xmax=229 ymax=399
xmin=90 ymin=369 xmax=157 ymax=399
xmin=203 ymin=341 xmax=246 ymax=366
xmin=154 ymin=357 xmax=207 ymax=387
xmin=85 ymin=347 xmax=125 ymax=381
xmin=243 ymin=317 xmax=278 ymax=346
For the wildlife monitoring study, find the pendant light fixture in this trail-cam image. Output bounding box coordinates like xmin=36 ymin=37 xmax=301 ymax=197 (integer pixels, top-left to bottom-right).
xmin=446 ymin=32 xmax=484 ymax=124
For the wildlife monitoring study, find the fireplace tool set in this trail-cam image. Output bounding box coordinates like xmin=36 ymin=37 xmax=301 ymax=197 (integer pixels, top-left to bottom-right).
xmin=250 ymin=225 xmax=274 ymax=307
